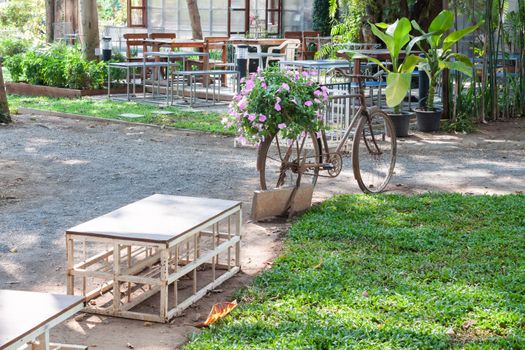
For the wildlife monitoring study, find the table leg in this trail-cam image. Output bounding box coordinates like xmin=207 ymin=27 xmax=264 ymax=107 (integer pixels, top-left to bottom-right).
xmin=113 ymin=243 xmax=121 ymax=313
xmin=66 ymin=235 xmax=74 ymax=295
xmin=159 ymin=248 xmax=169 ymax=321
xmin=235 ymin=210 xmax=242 ymax=268
xmin=32 ymin=330 xmax=49 ymax=350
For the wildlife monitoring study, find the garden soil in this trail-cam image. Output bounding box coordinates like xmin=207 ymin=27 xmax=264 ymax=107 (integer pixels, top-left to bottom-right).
xmin=1 ymin=113 xmax=524 ymax=349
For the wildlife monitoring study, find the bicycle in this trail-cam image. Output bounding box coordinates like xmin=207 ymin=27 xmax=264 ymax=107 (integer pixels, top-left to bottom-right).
xmin=256 ymin=75 xmax=397 ymax=194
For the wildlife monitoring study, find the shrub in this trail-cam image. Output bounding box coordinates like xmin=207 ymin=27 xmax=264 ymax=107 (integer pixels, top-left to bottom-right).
xmin=4 ymin=43 xmax=124 ymax=90
xmin=4 ymin=54 xmax=25 ymax=81
xmin=0 ymin=37 xmax=31 ymax=57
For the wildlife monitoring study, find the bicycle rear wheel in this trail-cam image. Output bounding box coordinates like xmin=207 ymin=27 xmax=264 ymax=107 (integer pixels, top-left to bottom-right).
xmin=257 ymin=132 xmax=321 ymax=190
xmin=352 ymin=109 xmax=397 ymax=193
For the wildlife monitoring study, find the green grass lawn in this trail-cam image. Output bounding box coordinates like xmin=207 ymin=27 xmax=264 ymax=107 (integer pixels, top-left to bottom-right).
xmin=7 ymin=95 xmax=232 ymax=135
xmin=186 ymin=193 xmax=525 ymax=349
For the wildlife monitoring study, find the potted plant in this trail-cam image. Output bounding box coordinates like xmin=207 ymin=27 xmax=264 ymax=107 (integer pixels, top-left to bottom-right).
xmin=224 ymin=66 xmax=328 ymax=145
xmin=348 ymin=18 xmax=421 ymax=137
xmin=411 ymin=10 xmax=482 ymax=132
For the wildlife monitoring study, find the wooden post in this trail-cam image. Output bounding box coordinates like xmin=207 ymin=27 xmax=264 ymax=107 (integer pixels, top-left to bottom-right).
xmin=79 ymin=0 xmax=100 ymax=61
xmin=0 ymin=57 xmax=11 ymax=124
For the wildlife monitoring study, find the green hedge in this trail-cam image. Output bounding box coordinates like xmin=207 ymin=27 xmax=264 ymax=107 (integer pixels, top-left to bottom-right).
xmin=5 ymin=43 xmax=125 ymax=90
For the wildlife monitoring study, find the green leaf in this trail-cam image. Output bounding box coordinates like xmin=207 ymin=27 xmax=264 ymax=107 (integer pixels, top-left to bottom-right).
xmin=399 ymin=54 xmax=423 ymax=73
xmin=443 ymin=23 xmax=483 ymax=51
xmin=443 ymin=60 xmax=473 ymax=76
xmin=370 ymin=22 xmax=395 ymax=58
xmin=429 ymin=10 xmax=454 ymax=33
xmin=448 ymin=53 xmax=473 ymax=66
xmin=385 ymin=72 xmax=411 ymax=108
xmin=391 ymin=18 xmax=412 ymax=62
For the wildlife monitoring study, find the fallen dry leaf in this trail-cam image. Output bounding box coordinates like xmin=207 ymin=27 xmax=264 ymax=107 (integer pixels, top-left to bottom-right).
xmin=362 ymin=290 xmax=369 ymax=298
xmin=462 ymin=319 xmax=476 ymax=330
xmin=126 ymin=342 xmax=134 ymax=349
xmin=195 ymin=300 xmax=238 ymax=328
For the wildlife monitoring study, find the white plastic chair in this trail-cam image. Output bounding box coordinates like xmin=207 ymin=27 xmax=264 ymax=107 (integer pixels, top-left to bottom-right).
xmin=264 ymin=39 xmax=301 ymax=67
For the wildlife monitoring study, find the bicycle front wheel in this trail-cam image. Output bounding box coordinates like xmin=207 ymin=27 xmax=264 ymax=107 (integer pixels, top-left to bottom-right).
xmin=352 ymin=109 xmax=397 ymax=193
xmin=257 ymin=132 xmax=321 ymax=190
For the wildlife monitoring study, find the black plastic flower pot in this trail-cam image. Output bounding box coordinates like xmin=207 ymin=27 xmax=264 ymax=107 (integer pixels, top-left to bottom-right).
xmin=387 ymin=111 xmax=413 ymax=137
xmin=415 ymin=109 xmax=442 ymax=132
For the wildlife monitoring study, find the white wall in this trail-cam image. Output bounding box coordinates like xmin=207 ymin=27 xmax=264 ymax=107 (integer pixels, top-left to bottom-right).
xmin=147 ymin=0 xmax=313 ymax=38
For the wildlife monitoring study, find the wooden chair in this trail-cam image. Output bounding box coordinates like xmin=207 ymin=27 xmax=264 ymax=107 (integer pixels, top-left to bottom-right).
xmin=189 ymin=36 xmax=234 ymax=85
xmin=302 ymin=31 xmax=321 ymax=60
xmin=149 ymin=33 xmax=177 ymax=40
xmin=204 ymin=36 xmax=234 ymax=69
xmin=123 ymin=33 xmax=148 ymax=62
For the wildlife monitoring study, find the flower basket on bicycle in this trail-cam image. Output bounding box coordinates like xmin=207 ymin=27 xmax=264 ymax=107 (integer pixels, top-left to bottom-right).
xmin=225 ymin=67 xmax=397 ymax=218
xmin=225 ymin=67 xmax=329 ymax=191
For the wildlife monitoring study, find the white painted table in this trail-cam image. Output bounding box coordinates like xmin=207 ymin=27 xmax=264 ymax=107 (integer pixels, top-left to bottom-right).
xmin=66 ymin=194 xmax=242 ymax=323
xmin=0 ymin=290 xmax=86 ymax=350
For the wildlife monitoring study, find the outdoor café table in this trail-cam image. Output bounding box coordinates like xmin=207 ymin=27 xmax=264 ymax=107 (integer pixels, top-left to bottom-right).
xmin=0 ymin=290 xmax=85 ymax=350
xmin=107 ymin=61 xmax=169 ymax=101
xmin=227 ymin=38 xmax=287 ymax=46
xmin=278 ymin=59 xmax=352 ymax=83
xmin=66 ymin=194 xmax=242 ymax=323
xmin=143 ymin=51 xmax=210 ymax=104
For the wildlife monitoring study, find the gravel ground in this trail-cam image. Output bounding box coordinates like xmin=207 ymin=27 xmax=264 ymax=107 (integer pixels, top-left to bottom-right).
xmin=0 ymin=113 xmax=524 ymax=349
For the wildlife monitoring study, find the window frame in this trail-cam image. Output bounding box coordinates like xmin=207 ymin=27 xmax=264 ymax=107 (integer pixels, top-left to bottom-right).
xmin=127 ymin=0 xmax=147 ymax=28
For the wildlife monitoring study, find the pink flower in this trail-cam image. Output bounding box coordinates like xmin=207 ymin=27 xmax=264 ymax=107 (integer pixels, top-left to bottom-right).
xmin=278 ymin=123 xmax=286 ymax=129
xmin=302 ymin=71 xmax=310 ymax=77
xmin=237 ymin=135 xmax=246 ymax=145
xmin=245 ymin=79 xmax=255 ymax=93
xmin=238 ymin=98 xmax=247 ymax=111
xmin=304 ymin=100 xmax=313 ymax=107
xmin=274 ymin=97 xmax=282 ymax=111
xmin=314 ymin=90 xmax=322 ymax=96
xmin=259 ymin=114 xmax=267 ymax=122
xmin=314 ymin=98 xmax=321 ymax=103
xmin=261 ymin=82 xmax=267 ymax=89
xmin=247 ymin=113 xmax=256 ymax=121
xmin=281 ymin=83 xmax=290 ymax=91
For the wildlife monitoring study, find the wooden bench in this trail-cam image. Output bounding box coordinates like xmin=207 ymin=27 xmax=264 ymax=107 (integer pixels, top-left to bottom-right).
xmin=0 ymin=290 xmax=86 ymax=350
xmin=66 ymin=194 xmax=242 ymax=323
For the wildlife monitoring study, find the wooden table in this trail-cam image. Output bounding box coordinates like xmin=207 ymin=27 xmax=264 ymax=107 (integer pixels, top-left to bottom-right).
xmin=0 ymin=290 xmax=85 ymax=350
xmin=66 ymin=194 xmax=242 ymax=323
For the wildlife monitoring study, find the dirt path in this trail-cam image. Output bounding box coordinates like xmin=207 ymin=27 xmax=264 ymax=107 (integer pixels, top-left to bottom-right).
xmin=1 ymin=114 xmax=524 ymax=349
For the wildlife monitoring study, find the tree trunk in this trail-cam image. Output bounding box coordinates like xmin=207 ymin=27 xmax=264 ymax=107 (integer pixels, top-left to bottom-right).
xmin=0 ymin=58 xmax=11 ymax=124
xmin=186 ymin=0 xmax=203 ymax=40
xmin=46 ymin=0 xmax=55 ymax=43
xmin=79 ymin=0 xmax=100 ymax=61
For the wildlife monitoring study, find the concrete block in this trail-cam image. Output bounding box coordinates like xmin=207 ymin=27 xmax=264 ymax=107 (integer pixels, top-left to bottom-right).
xmin=251 ymin=184 xmax=314 ymax=221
